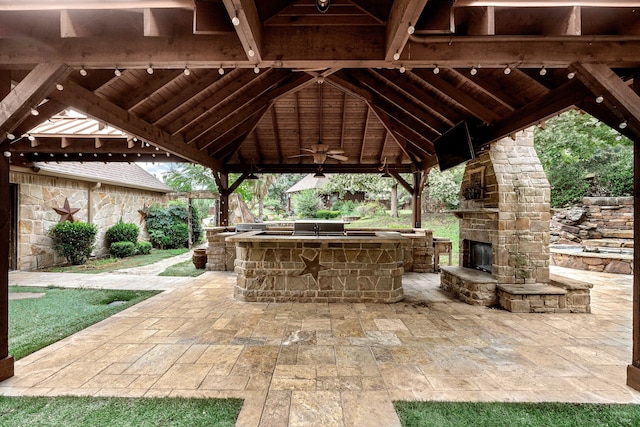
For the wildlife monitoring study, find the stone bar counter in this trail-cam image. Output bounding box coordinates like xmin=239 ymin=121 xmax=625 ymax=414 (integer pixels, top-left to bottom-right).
xmin=226 ymin=230 xmax=407 ymax=303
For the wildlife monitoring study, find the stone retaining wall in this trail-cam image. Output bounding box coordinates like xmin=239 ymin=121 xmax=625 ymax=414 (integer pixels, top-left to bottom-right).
xmin=550 ymin=249 xmax=633 ymax=274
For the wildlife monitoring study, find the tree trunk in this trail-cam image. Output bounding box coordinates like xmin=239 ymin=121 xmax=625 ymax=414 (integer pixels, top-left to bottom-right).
xmin=391 ymin=183 xmax=399 ymax=218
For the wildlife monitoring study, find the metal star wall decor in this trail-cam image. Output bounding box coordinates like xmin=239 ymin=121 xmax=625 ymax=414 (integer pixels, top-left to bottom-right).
xmin=300 ymin=253 xmax=327 ymax=282
xmin=53 ymin=197 xmax=80 ymax=222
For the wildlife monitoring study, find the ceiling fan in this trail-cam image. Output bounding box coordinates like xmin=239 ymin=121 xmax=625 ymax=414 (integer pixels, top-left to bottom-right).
xmin=290 ymin=83 xmax=349 ymax=164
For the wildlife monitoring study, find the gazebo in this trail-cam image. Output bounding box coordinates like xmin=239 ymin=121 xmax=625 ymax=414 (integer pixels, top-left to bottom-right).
xmin=1 ymin=0 xmax=640 ymax=390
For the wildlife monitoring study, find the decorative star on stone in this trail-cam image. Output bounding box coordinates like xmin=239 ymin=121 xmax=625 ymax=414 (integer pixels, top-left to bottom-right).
xmin=300 ymin=253 xmax=327 ymax=282
xmin=53 ymin=197 xmax=80 ymax=223
xmin=138 ymin=205 xmax=149 ymax=224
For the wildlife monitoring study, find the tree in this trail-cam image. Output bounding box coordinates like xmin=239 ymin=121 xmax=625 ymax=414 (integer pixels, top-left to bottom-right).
xmin=245 ymin=174 xmax=276 ymax=219
xmin=534 ymin=110 xmax=632 ymax=207
xmin=426 ymin=165 xmax=465 ymax=210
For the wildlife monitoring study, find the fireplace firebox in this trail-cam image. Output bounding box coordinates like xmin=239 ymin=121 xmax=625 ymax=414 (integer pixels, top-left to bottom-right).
xmin=468 ymin=241 xmax=492 ymax=273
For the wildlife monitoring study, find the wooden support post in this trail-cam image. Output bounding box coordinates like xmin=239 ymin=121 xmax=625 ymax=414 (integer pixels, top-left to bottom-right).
xmin=187 ymin=198 xmax=193 ymax=248
xmin=412 ymin=171 xmax=422 ymax=228
xmin=218 ymin=173 xmax=230 ymax=227
xmin=0 ymin=71 xmax=14 ymax=381
xmin=627 ymin=74 xmax=640 ymax=391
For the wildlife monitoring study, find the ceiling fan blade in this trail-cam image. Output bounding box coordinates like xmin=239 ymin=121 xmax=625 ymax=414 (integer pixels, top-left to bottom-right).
xmin=326 ymin=149 xmax=345 ymax=155
xmin=329 ymin=154 xmax=349 ymax=161
xmin=301 ymin=148 xmax=315 ymax=153
xmin=288 ymin=154 xmax=312 ymax=158
xmin=309 ymin=143 xmax=327 ymax=153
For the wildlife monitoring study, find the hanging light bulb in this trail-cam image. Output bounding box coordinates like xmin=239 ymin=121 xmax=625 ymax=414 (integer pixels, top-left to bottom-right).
xmin=399 ymin=66 xmax=406 ymax=74
xmin=218 ymin=66 xmax=225 ymax=75
xmin=470 ymin=67 xmax=477 ymax=76
xmin=183 ymin=66 xmax=191 ymax=76
xmin=254 ymin=66 xmax=260 ymax=74
xmin=407 ymin=24 xmax=415 ymax=35
xmin=232 ymin=16 xmax=240 ymax=26
xmin=114 ymin=67 xmax=122 ymax=77
xmin=146 ymin=65 xmax=154 ymax=75
xmin=567 ymin=72 xmax=575 ymax=79
xmin=503 ymin=66 xmax=511 ymax=75
xmin=539 ymin=66 xmax=547 ymax=76
xmin=248 ymin=49 xmax=255 ymax=57
xmin=316 ymin=0 xmax=330 ymax=13
xmin=595 ymin=96 xmax=604 ymax=104
xmin=79 ymin=67 xmax=88 ymax=77
xmin=6 ymin=132 xmax=15 ymax=140
xmin=393 ymin=51 xmax=400 ymax=61
xmin=28 ymin=134 xmax=35 ymax=141
xmin=56 ymin=83 xmax=64 ymax=91
xmin=433 ymin=66 xmax=440 ymax=75
xmin=619 ymin=121 xmax=628 ymax=129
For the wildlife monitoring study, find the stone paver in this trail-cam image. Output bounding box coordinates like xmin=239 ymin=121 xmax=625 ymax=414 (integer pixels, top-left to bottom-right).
xmin=3 ymin=264 xmax=640 ymax=426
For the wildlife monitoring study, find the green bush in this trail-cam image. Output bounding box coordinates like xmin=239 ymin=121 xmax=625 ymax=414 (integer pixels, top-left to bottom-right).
xmin=293 ymin=190 xmax=320 ymax=219
xmin=332 ymin=200 xmax=357 ymax=216
xmin=110 ymin=241 xmax=136 ymax=258
xmin=356 ymin=201 xmax=386 ymax=218
xmin=135 ymin=241 xmax=152 ymax=255
xmin=315 ymin=210 xmax=341 ymax=219
xmin=105 ymin=218 xmax=139 ymax=245
xmin=145 ymin=203 xmax=192 ymax=249
xmin=48 ymin=221 xmax=98 ymax=265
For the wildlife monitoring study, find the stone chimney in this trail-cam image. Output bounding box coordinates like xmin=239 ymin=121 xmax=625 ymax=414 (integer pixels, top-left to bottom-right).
xmin=457 ymin=129 xmax=551 ymax=285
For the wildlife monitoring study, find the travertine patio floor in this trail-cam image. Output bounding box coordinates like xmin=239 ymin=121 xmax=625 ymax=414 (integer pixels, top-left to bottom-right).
xmin=4 ymin=266 xmax=640 ymax=426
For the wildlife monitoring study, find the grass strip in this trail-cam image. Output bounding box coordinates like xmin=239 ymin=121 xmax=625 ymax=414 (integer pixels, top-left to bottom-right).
xmin=159 ymin=260 xmax=206 ymax=277
xmin=9 ymin=287 xmax=159 ymax=360
xmin=394 ymin=401 xmax=640 ymax=427
xmin=0 ymin=396 xmax=243 ymax=427
xmin=40 ymin=248 xmax=189 ymax=274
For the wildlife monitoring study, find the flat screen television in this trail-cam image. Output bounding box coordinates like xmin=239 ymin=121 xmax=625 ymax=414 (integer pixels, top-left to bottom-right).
xmin=433 ymin=121 xmax=475 ymax=171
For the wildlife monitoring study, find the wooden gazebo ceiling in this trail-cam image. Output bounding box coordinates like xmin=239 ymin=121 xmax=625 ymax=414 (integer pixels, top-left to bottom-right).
xmin=2 ymin=1 xmax=640 ymax=175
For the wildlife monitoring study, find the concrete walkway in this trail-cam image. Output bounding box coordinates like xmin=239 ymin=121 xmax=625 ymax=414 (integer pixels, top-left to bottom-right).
xmin=3 ymin=262 xmax=640 ymax=426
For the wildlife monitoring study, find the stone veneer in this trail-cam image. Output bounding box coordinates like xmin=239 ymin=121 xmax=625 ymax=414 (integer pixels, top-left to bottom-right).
xmin=440 ymin=129 xmax=591 ymax=313
xmin=206 ymin=225 xmax=434 ymax=273
xmin=11 ymin=169 xmax=168 ymax=270
xmin=229 ymin=232 xmax=405 ymax=303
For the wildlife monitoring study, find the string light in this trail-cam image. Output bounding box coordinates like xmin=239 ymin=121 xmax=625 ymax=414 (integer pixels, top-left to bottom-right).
xmin=433 ymin=65 xmax=440 ymax=75
xmin=218 ymin=66 xmax=225 ymax=75
xmin=56 ymin=83 xmax=64 ymax=91
xmin=619 ymin=121 xmax=628 ymax=129
xmin=146 ymin=65 xmax=154 ymax=75
xmin=232 ymin=16 xmax=240 ymax=26
xmin=595 ymin=96 xmax=604 ymax=104
xmin=6 ymin=132 xmax=15 ymax=140
xmin=407 ymin=24 xmax=415 ymax=35
xmin=79 ymin=67 xmax=88 ymax=77
xmin=399 ymin=66 xmax=406 ymax=74
xmin=114 ymin=67 xmax=122 ymax=77
xmin=393 ymin=51 xmax=400 ymax=61
xmin=539 ymin=66 xmax=547 ymax=76
xmin=248 ymin=49 xmax=255 ymax=57
xmin=503 ymin=66 xmax=512 ymax=75
xmin=254 ymin=66 xmax=260 ymax=74
xmin=470 ymin=67 xmax=477 ymax=76
xmin=183 ymin=66 xmax=191 ymax=76
xmin=567 ymin=72 xmax=575 ymax=79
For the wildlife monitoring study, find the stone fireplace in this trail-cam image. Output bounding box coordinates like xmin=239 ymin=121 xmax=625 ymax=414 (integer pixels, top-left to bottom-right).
xmin=440 ymin=129 xmax=591 ymax=313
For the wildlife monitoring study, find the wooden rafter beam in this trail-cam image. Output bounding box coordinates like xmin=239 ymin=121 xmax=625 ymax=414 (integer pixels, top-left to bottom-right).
xmin=165 ymin=68 xmax=260 ymax=135
xmin=226 ymin=163 xmax=416 ymax=174
xmin=570 ymin=62 xmax=640 ymax=139
xmin=198 ymin=73 xmax=314 ymax=150
xmin=49 ymin=79 xmax=224 ymax=170
xmin=411 ymin=69 xmax=502 ymax=124
xmin=185 ymin=69 xmax=290 ymax=143
xmin=0 ymin=63 xmax=71 ymax=140
xmin=386 ymin=0 xmax=429 ymax=61
xmin=120 ymin=70 xmax=182 ymax=111
xmin=9 ymin=99 xmax=66 ymax=141
xmin=476 ymin=78 xmax=590 ymax=146
xmin=222 ymin=0 xmax=262 ymax=63
xmin=9 ymin=137 xmax=169 ymax=155
xmin=359 ymin=107 xmax=370 ymax=164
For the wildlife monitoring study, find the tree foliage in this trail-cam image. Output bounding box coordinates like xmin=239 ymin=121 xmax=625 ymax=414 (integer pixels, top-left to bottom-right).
xmin=426 ymin=165 xmax=465 ymax=210
xmin=534 ymin=110 xmax=632 ymax=207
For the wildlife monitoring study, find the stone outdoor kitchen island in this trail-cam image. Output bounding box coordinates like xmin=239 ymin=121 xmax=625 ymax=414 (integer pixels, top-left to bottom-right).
xmin=227 ymin=229 xmax=406 ymax=303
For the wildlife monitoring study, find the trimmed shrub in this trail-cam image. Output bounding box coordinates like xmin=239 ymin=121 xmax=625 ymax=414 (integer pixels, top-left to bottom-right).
xmin=146 ymin=203 xmax=191 ymax=249
xmin=105 ymin=218 xmax=139 ymax=245
xmin=316 ymin=210 xmax=341 ymax=219
xmin=110 ymin=241 xmax=136 ymax=258
xmin=293 ymin=190 xmax=320 ymax=219
xmin=48 ymin=221 xmax=98 ymax=265
xmin=136 ymin=241 xmax=152 ymax=255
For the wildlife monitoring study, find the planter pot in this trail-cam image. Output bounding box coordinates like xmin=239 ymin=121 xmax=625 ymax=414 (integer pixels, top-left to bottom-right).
xmin=192 ymin=248 xmax=208 ymax=269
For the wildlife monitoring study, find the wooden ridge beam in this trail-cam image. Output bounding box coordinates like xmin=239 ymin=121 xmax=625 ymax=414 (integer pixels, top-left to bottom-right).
xmin=0 ymin=63 xmax=71 ymax=140
xmin=225 ymin=163 xmax=415 ymax=174
xmin=49 ymin=79 xmax=224 ymax=170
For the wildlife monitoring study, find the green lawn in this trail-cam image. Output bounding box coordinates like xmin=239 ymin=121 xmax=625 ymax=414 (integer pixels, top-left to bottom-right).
xmin=394 ymin=401 xmax=640 ymax=427
xmin=9 ymin=287 xmax=159 ymax=360
xmin=40 ymin=248 xmax=189 ymax=274
xmin=159 ymin=260 xmax=206 ymax=277
xmin=0 ymin=396 xmax=242 ymax=427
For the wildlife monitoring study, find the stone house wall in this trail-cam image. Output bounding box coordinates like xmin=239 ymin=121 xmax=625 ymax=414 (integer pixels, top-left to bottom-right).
xmin=11 ymin=169 xmax=169 ymax=270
